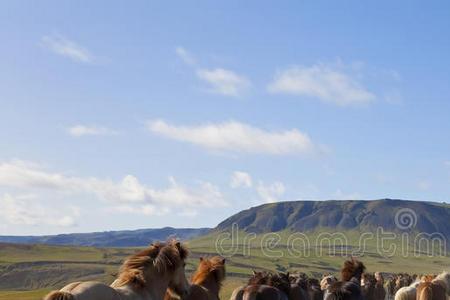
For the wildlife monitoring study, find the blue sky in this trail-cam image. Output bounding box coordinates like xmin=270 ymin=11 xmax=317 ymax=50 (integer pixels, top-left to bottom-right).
xmin=1 ymin=1 xmax=450 ymax=235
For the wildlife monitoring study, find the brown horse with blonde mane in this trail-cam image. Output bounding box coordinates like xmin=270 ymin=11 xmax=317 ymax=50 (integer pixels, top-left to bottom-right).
xmin=166 ymin=256 xmax=226 ymax=300
xmin=44 ymin=240 xmax=190 ymax=300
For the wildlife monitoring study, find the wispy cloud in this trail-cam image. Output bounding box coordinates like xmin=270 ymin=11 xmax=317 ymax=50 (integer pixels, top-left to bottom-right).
xmin=332 ymin=189 xmax=361 ymax=200
xmin=41 ymin=34 xmax=94 ymax=64
xmin=175 ymin=46 xmax=250 ymax=97
xmin=196 ymin=68 xmax=250 ymax=97
xmin=147 ymin=119 xmax=319 ymax=156
xmin=175 ymin=46 xmax=196 ymax=65
xmin=67 ymin=125 xmax=118 ymax=137
xmin=0 ymin=193 xmax=77 ymax=227
xmin=268 ymin=63 xmax=375 ymax=106
xmin=0 ymin=160 xmax=227 ymax=218
xmin=256 ymin=181 xmax=286 ymax=203
xmin=230 ymin=171 xmax=253 ymax=188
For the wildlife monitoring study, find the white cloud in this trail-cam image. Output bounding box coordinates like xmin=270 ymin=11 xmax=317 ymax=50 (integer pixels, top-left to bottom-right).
xmin=256 ymin=181 xmax=286 ymax=203
xmin=0 ymin=194 xmax=77 ymax=227
xmin=0 ymin=160 xmax=226 ymax=216
xmin=110 ymin=204 xmax=170 ymax=216
xmin=68 ymin=125 xmax=118 ymax=137
xmin=332 ymin=189 xmax=361 ymax=200
xmin=196 ymin=68 xmax=250 ymax=96
xmin=268 ymin=64 xmax=375 ymax=106
xmin=175 ymin=46 xmax=196 ymax=65
xmin=230 ymin=171 xmax=253 ymax=188
xmin=41 ymin=34 xmax=94 ymax=64
xmin=147 ymin=119 xmax=318 ymax=156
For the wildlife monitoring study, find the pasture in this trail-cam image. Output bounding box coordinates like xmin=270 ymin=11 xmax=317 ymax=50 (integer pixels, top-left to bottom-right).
xmin=0 ymin=230 xmax=449 ymax=299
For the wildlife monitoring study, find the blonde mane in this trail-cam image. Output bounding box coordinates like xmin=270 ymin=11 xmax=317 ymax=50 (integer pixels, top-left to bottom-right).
xmin=192 ymin=256 xmax=226 ymax=286
xmin=113 ymin=240 xmax=189 ymax=289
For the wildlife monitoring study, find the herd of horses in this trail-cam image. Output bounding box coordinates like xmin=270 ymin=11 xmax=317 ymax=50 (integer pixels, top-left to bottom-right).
xmin=43 ymin=240 xmax=450 ymax=300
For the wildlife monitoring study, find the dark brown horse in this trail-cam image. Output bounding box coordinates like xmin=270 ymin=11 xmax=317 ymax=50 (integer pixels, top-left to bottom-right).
xmin=373 ymin=272 xmax=386 ymax=300
xmin=289 ymin=272 xmax=310 ymax=300
xmin=230 ymin=271 xmax=292 ymax=300
xmin=324 ymin=258 xmax=366 ymax=300
xmin=307 ymin=278 xmax=323 ymax=300
xmin=361 ymin=273 xmax=376 ymax=300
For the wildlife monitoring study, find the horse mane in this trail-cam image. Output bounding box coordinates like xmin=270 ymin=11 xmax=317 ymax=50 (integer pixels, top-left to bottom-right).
xmin=341 ymin=258 xmax=366 ymax=281
xmin=327 ymin=281 xmax=349 ymax=300
xmin=386 ymin=277 xmax=397 ymax=295
xmin=433 ymin=271 xmax=450 ymax=293
xmin=417 ymin=282 xmax=433 ymax=300
xmin=269 ymin=272 xmax=291 ymax=296
xmin=114 ymin=240 xmax=188 ymax=289
xmin=421 ymin=275 xmax=435 ymax=282
xmin=321 ymin=275 xmax=338 ymax=291
xmin=248 ymin=271 xmax=270 ymax=285
xmin=191 ymin=256 xmax=226 ymax=286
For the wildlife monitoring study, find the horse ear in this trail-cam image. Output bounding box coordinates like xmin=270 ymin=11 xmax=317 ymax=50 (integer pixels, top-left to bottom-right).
xmin=221 ymin=258 xmax=226 ymax=264
xmin=199 ymin=257 xmax=203 ymax=262
xmin=253 ymin=270 xmax=257 ymax=275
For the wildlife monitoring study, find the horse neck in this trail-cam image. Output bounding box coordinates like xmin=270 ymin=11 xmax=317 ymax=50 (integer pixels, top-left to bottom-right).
xmin=193 ymin=274 xmax=221 ymax=297
xmin=127 ymin=273 xmax=171 ymax=300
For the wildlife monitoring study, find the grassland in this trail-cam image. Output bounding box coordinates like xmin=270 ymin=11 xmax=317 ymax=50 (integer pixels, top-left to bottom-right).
xmin=1 ymin=229 xmax=449 ymax=300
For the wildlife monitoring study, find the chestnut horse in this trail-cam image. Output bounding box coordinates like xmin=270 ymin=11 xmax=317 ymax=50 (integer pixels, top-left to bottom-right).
xmin=44 ymin=241 xmax=190 ymax=300
xmin=417 ymin=271 xmax=450 ymax=300
xmin=185 ymin=256 xmax=226 ymax=300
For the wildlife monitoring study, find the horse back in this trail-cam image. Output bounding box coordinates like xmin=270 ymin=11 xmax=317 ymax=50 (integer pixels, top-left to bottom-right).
xmin=60 ymin=281 xmax=123 ymax=300
xmin=243 ymin=285 xmax=287 ymax=300
xmin=230 ymin=285 xmax=246 ymax=300
xmin=184 ymin=284 xmax=216 ymax=300
xmin=290 ymin=284 xmax=309 ymax=300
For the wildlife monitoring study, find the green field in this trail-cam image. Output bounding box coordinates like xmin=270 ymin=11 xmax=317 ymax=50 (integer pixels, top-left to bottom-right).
xmin=1 ymin=230 xmax=449 ymax=300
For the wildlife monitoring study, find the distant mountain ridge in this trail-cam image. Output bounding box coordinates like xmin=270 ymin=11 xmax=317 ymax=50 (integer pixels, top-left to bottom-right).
xmin=215 ymin=199 xmax=450 ymax=236
xmin=1 ymin=199 xmax=449 ymax=247
xmin=0 ymin=227 xmax=210 ymax=247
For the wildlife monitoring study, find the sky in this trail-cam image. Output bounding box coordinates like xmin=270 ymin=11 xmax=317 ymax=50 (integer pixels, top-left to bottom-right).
xmin=1 ymin=1 xmax=450 ymax=235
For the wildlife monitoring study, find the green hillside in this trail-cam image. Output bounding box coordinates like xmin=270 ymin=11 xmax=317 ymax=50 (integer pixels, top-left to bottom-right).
xmin=1 ymin=227 xmax=449 ymax=300
xmin=1 ymin=199 xmax=449 ymax=299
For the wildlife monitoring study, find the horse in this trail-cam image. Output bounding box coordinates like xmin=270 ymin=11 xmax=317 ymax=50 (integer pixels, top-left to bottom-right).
xmin=394 ymin=280 xmax=420 ymax=300
xmin=307 ymin=278 xmax=323 ymax=300
xmin=289 ymin=272 xmax=310 ymax=300
xmin=361 ymin=273 xmax=376 ymax=300
xmin=321 ymin=275 xmax=338 ymax=291
xmin=230 ymin=271 xmax=291 ymax=300
xmin=181 ymin=256 xmax=226 ymax=300
xmin=386 ymin=276 xmax=397 ymax=300
xmin=373 ymin=272 xmax=386 ymax=300
xmin=44 ymin=241 xmax=190 ymax=300
xmin=416 ymin=271 xmax=450 ymax=300
xmin=324 ymin=258 xmax=366 ymax=300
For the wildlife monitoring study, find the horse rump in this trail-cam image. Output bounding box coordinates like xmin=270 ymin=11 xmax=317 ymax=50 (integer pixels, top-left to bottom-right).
xmin=44 ymin=291 xmax=75 ymax=300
